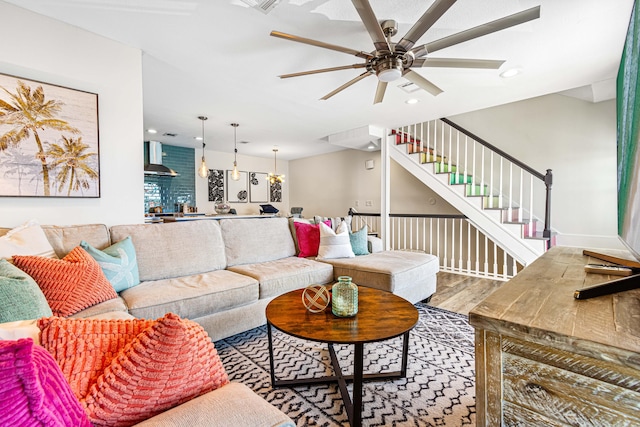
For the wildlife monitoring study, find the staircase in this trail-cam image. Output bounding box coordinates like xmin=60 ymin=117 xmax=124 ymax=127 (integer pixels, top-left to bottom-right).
xmin=389 ymin=118 xmax=554 ymax=267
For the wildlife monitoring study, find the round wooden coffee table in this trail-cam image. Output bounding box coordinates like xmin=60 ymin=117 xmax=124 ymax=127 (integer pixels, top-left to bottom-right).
xmin=266 ymin=286 xmax=419 ymax=427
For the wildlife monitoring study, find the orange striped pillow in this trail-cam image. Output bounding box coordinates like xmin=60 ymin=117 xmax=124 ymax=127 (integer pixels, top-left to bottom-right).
xmin=13 ymin=247 xmax=117 ymax=317
xmin=38 ymin=316 xmax=156 ymax=400
xmin=82 ymin=313 xmax=229 ymax=427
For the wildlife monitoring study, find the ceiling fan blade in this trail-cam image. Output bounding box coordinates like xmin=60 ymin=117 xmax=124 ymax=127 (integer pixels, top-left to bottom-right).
xmin=271 ymin=30 xmax=373 ymax=60
xmin=413 ymin=58 xmax=505 ymax=69
xmin=403 ymin=70 xmax=443 ymax=96
xmin=320 ymin=71 xmax=372 ymax=100
xmin=374 ymin=81 xmax=388 ymax=104
xmin=279 ymin=63 xmax=367 ymax=79
xmin=410 ymin=6 xmax=541 ymax=58
xmin=396 ymin=0 xmax=457 ymax=53
xmin=351 ymin=0 xmax=391 ymax=53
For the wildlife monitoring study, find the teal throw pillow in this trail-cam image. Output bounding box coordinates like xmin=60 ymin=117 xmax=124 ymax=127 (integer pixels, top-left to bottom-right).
xmin=349 ymin=225 xmax=369 ymax=256
xmin=0 ymin=259 xmax=53 ymax=323
xmin=80 ymin=236 xmax=140 ymax=292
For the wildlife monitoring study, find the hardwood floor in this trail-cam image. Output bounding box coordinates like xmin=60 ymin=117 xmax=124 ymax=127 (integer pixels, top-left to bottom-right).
xmin=427 ymin=272 xmax=506 ymax=316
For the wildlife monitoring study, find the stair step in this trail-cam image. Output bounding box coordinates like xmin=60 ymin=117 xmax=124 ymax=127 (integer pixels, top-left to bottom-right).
xmin=449 ymin=174 xmax=474 ymax=185
xmin=407 ymin=144 xmax=436 ymax=155
xmin=524 ymin=231 xmax=557 ymax=243
xmin=466 ymin=184 xmax=488 ymax=196
xmin=434 ymin=163 xmax=458 ymax=173
xmin=392 ymin=130 xmax=421 ymax=145
xmin=419 ymin=153 xmax=445 ymax=164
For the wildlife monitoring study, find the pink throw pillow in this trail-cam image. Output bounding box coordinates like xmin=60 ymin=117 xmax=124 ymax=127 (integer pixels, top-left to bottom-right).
xmin=0 ymin=338 xmax=91 ymax=427
xmin=294 ymin=220 xmax=331 ymax=258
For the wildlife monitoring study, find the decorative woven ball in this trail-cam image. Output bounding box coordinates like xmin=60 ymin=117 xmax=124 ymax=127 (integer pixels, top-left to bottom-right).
xmin=302 ymin=285 xmax=330 ymax=313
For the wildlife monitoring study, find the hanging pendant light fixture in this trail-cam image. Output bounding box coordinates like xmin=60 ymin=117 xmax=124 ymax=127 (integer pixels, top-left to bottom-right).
xmin=230 ymin=123 xmax=240 ymax=181
xmin=197 ymin=116 xmax=209 ymax=178
xmin=267 ymin=148 xmax=285 ymax=184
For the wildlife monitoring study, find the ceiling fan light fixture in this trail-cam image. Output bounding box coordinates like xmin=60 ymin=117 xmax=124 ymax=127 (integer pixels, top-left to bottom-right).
xmin=378 ymin=68 xmax=402 ymax=82
xmin=375 ymin=56 xmax=404 ymax=82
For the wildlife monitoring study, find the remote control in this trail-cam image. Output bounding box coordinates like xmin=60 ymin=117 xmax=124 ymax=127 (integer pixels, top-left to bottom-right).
xmin=584 ymin=264 xmax=634 ymax=276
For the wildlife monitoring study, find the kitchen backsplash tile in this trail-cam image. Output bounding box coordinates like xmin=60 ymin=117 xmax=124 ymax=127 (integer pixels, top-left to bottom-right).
xmin=144 ymin=144 xmax=195 ymax=213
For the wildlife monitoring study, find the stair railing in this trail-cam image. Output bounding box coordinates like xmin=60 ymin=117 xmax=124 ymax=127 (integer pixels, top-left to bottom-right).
xmin=394 ymin=118 xmax=553 ymax=247
xmin=348 ymin=210 xmax=521 ymax=280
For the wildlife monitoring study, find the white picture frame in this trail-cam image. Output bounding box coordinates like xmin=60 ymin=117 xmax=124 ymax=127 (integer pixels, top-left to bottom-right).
xmin=226 ymin=170 xmax=248 ymax=203
xmin=249 ymin=172 xmax=268 ymax=203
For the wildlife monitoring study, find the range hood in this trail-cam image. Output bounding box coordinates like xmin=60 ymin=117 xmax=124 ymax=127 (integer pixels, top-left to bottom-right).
xmin=144 ymin=141 xmax=178 ymax=177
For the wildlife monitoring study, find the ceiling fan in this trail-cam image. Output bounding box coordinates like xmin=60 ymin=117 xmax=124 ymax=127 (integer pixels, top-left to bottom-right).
xmin=271 ymin=0 xmax=540 ymax=104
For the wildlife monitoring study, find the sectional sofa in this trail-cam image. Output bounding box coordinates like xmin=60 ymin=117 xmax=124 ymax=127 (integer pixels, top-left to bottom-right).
xmin=33 ymin=216 xmax=439 ymax=341
xmin=0 ymin=216 xmax=439 ymax=426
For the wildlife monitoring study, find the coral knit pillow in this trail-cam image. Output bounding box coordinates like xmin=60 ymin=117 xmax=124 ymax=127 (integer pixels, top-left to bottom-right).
xmin=13 ymin=246 xmax=118 ymax=317
xmin=82 ymin=313 xmax=229 ymax=427
xmin=0 ymin=338 xmax=91 ymax=427
xmin=38 ymin=316 xmax=157 ymax=400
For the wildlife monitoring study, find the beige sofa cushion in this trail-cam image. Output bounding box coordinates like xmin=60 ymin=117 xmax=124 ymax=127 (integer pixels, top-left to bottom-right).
xmin=133 ymin=382 xmax=295 ymax=427
xmin=120 ymin=269 xmax=258 ymax=320
xmin=42 ymin=224 xmax=111 ymax=258
xmin=320 ymin=250 xmax=439 ymax=294
xmin=70 ymin=297 xmax=130 ymax=319
xmin=110 ymin=221 xmax=227 ymax=281
xmin=228 ymin=257 xmax=333 ymax=299
xmin=220 ymin=218 xmax=295 ymax=267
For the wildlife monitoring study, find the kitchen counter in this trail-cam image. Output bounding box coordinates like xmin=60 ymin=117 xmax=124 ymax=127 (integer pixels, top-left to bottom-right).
xmin=161 ymin=214 xmax=276 ymax=222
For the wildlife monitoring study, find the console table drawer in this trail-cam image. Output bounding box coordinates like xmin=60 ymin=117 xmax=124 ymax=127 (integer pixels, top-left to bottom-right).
xmin=502 ymin=336 xmax=640 ymax=426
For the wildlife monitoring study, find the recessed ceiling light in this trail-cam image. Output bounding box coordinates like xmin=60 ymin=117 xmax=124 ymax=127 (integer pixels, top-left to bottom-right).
xmin=147 ymin=129 xmax=157 ymax=134
xmin=195 ymin=136 xmax=203 ymax=141
xmin=500 ymin=68 xmax=521 ymax=78
xmin=405 ymin=98 xmax=419 ymax=105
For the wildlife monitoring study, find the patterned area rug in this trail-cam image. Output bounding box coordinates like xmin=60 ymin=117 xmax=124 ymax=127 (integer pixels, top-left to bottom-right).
xmin=216 ymin=304 xmax=476 ymax=426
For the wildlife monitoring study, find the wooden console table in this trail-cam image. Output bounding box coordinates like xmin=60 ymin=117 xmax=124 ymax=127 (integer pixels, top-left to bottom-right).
xmin=469 ymin=246 xmax=640 ymax=426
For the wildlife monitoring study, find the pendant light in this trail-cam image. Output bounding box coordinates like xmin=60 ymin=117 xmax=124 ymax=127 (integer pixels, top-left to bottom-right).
xmin=267 ymin=148 xmax=285 ymax=184
xmin=197 ymin=116 xmax=209 ymax=178
xmin=230 ymin=123 xmax=240 ymax=181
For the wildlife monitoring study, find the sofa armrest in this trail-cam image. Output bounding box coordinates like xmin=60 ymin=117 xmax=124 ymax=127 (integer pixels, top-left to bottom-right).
xmin=133 ymin=382 xmax=294 ymax=427
xmin=367 ymin=235 xmax=383 ymax=253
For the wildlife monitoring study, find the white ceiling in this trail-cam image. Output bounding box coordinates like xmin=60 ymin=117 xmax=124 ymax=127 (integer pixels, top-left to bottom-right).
xmin=3 ymin=0 xmax=634 ymax=160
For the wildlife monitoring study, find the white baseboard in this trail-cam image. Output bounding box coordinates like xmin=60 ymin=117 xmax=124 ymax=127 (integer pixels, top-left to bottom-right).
xmin=555 ymin=234 xmax=627 ymax=251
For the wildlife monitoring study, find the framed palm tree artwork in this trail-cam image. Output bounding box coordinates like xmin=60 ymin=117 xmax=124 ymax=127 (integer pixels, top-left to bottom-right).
xmin=0 ymin=73 xmax=100 ymax=198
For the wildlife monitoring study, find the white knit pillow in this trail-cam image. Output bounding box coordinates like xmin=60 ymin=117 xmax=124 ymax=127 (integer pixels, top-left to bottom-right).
xmin=317 ymin=222 xmax=355 ymax=260
xmin=0 ymin=220 xmax=57 ymax=264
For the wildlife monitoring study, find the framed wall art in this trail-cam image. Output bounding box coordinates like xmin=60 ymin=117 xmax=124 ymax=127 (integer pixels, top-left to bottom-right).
xmin=270 ymin=181 xmax=282 ymax=203
xmin=249 ymin=172 xmax=268 ymax=203
xmin=208 ymin=169 xmax=224 ymax=203
xmin=226 ymin=170 xmax=248 ymax=203
xmin=0 ymin=73 xmax=100 ymax=198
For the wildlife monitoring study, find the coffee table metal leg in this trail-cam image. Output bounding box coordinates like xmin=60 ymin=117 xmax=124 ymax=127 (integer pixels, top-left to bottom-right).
xmin=353 ymin=343 xmax=364 ymax=427
xmin=267 ymin=322 xmax=276 ymax=387
xmin=400 ymin=330 xmax=410 ymax=377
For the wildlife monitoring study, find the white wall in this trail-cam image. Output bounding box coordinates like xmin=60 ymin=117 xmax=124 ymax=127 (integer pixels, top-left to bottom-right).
xmin=195 ymin=150 xmax=289 ymax=215
xmin=450 ymin=94 xmax=621 ymax=249
xmin=289 ymin=149 xmax=457 ymax=218
xmin=290 ymin=93 xmax=621 ymax=250
xmin=0 ymin=2 xmax=143 ymax=228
